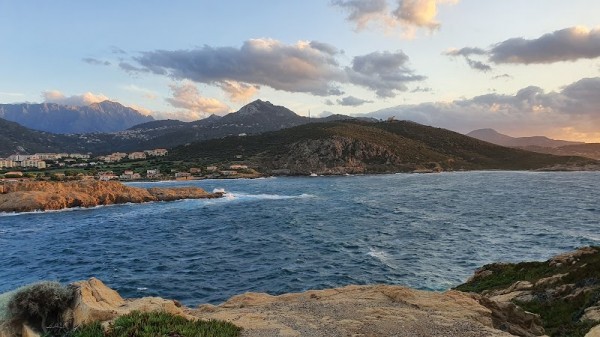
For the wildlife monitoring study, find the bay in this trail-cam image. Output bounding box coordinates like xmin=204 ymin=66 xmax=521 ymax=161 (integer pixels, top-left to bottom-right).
xmin=1 ymin=171 xmax=598 ymax=306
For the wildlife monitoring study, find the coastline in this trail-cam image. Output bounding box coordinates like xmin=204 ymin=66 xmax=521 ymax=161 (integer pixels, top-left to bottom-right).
xmin=0 ymin=180 xmax=223 ymax=213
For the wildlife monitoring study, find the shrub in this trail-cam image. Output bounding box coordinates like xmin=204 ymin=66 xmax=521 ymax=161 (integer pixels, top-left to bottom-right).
xmin=7 ymin=281 xmax=75 ymax=334
xmin=71 ymin=311 xmax=241 ymax=337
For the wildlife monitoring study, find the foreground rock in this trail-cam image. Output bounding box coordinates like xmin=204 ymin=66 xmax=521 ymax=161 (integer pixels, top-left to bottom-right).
xmin=0 ymin=180 xmax=221 ymax=212
xmin=193 ymin=285 xmax=538 ymax=337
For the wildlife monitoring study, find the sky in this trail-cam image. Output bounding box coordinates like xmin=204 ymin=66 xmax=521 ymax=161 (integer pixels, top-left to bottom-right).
xmin=1 ymin=0 xmax=600 ymax=141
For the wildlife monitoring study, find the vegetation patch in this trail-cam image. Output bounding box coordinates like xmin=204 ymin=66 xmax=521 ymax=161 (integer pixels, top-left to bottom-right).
xmin=70 ymin=311 xmax=241 ymax=337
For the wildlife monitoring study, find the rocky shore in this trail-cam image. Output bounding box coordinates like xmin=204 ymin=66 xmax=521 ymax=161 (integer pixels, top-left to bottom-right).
xmin=0 ymin=180 xmax=222 ymax=213
xmin=1 ymin=248 xmax=599 ymax=337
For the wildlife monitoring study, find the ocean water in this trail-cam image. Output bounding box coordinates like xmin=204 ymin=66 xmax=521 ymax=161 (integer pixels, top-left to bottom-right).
xmin=1 ymin=172 xmax=598 ymax=306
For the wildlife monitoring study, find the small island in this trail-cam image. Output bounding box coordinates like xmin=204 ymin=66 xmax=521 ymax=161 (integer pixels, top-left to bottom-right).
xmin=0 ymin=180 xmax=223 ymax=213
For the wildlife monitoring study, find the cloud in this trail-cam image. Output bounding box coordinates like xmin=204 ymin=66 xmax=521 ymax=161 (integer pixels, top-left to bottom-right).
xmin=331 ymin=0 xmax=393 ymax=30
xmin=492 ymin=73 xmax=513 ymax=80
xmin=346 ymin=50 xmax=426 ymax=97
xmin=119 ymin=62 xmax=149 ymax=74
xmin=366 ymin=77 xmax=600 ymax=142
xmin=42 ymin=90 xmax=109 ymax=106
xmin=165 ymin=81 xmax=229 ymax=120
xmin=134 ymin=39 xmax=346 ymax=97
xmin=449 ymin=26 xmax=600 ymax=70
xmin=394 ymin=0 xmax=458 ymax=30
xmin=82 ymin=57 xmax=111 ymax=66
xmin=129 ymin=39 xmax=424 ymax=99
xmin=337 ymin=95 xmax=374 ymax=106
xmin=217 ymin=81 xmax=259 ymax=103
xmin=490 ymin=26 xmax=600 ymax=64
xmin=332 ymin=0 xmax=458 ymax=35
xmin=445 ymin=47 xmax=491 ymax=72
xmin=110 ymin=46 xmax=127 ymax=55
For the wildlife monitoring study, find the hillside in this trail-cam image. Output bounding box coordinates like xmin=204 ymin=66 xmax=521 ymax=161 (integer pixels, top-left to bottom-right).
xmin=169 ymin=120 xmax=597 ymax=174
xmin=0 ymin=117 xmax=85 ymax=156
xmin=0 ymin=101 xmax=153 ymax=134
xmin=517 ymin=143 xmax=600 ymax=160
xmin=467 ymin=128 xmax=584 ymax=148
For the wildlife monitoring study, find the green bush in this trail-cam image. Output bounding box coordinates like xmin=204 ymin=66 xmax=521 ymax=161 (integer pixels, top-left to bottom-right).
xmin=7 ymin=281 xmax=75 ymax=334
xmin=71 ymin=311 xmax=241 ymax=337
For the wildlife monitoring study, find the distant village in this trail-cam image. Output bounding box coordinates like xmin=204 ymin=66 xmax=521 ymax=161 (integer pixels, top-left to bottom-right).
xmin=0 ymin=148 xmax=258 ymax=180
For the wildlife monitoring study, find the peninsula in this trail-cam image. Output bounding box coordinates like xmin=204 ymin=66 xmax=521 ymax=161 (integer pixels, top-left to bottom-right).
xmin=0 ymin=180 xmax=222 ymax=213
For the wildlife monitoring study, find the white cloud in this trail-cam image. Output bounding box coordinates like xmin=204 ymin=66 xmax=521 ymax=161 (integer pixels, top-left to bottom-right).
xmin=332 ymin=0 xmax=459 ymax=36
xmin=165 ymin=81 xmax=229 ymax=120
xmin=218 ymin=81 xmax=259 ymax=103
xmin=42 ymin=90 xmax=110 ymax=106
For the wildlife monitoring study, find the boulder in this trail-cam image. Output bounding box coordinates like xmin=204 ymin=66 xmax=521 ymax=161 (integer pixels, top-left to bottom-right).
xmin=70 ymin=278 xmax=190 ymax=327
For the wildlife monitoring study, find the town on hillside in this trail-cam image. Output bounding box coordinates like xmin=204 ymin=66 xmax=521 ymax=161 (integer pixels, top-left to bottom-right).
xmin=0 ymin=149 xmax=260 ymax=181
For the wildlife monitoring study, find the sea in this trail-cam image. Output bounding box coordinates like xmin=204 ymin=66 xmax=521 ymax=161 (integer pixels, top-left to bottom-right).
xmin=1 ymin=172 xmax=598 ymax=306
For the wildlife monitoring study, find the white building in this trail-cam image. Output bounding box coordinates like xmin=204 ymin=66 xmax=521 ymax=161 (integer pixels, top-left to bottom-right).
xmin=20 ymin=160 xmax=46 ymax=169
xmin=0 ymin=160 xmax=16 ymax=169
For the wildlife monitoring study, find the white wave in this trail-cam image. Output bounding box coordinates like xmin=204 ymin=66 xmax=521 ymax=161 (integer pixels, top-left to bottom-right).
xmin=367 ymin=248 xmax=398 ymax=270
xmin=223 ymin=192 xmax=315 ymax=201
xmin=136 ymin=287 xmax=148 ymax=291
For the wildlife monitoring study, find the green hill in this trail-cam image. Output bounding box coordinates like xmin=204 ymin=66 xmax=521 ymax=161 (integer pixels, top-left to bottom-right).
xmin=169 ymin=120 xmax=597 ymax=174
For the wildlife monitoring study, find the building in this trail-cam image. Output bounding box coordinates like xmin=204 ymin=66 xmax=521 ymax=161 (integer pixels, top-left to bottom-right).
xmin=175 ymin=172 xmax=192 ymax=180
xmin=69 ymin=153 xmax=90 ymax=159
xmin=229 ymin=164 xmax=248 ymax=170
xmin=189 ymin=167 xmax=202 ymax=174
xmin=35 ymin=153 xmax=61 ymax=160
xmin=8 ymin=154 xmax=34 ymax=162
xmin=144 ymin=149 xmax=168 ymax=156
xmin=206 ymin=166 xmax=218 ymax=172
xmin=120 ymin=170 xmax=141 ymax=180
xmin=21 ymin=160 xmax=46 ymax=169
xmin=128 ymin=152 xmax=147 ymax=160
xmin=0 ymin=160 xmax=16 ymax=169
xmin=146 ymin=169 xmax=160 ymax=178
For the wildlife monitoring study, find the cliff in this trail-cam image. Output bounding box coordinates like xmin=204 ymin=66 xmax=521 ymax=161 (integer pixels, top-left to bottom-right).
xmin=0 ymin=180 xmax=221 ymax=213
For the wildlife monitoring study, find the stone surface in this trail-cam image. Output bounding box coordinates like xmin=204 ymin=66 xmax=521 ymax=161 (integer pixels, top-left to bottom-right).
xmin=70 ymin=278 xmax=189 ymax=327
xmin=193 ymin=285 xmax=520 ymax=337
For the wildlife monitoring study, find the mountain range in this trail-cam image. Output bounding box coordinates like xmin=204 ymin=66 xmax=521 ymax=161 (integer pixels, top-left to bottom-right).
xmin=466 ymin=128 xmax=584 ymax=148
xmin=467 ymin=128 xmax=600 ymax=160
xmin=0 ymin=100 xmax=375 ymax=155
xmin=0 ymin=101 xmax=154 ymax=134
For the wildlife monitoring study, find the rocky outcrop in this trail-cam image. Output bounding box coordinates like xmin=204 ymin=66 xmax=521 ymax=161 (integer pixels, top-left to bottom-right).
xmin=0 ymin=180 xmax=221 ymax=213
xmin=457 ymin=246 xmax=600 ymax=337
xmin=69 ymin=278 xmax=190 ymax=326
xmin=193 ymin=284 xmax=533 ymax=337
